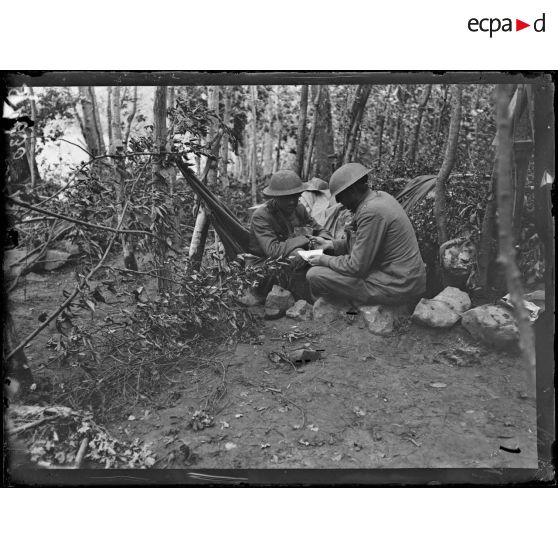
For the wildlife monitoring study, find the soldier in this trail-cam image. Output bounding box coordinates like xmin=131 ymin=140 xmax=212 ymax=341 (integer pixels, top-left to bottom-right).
xmin=247 ymin=170 xmax=332 ymax=301
xmin=306 ymin=163 xmax=426 ymax=306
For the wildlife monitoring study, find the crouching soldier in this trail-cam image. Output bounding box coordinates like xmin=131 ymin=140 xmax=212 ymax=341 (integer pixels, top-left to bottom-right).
xmin=306 ymin=163 xmax=426 ymax=306
xmin=245 ymin=170 xmax=332 ymax=302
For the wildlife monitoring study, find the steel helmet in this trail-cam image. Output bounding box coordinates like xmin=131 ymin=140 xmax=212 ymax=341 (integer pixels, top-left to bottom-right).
xmin=329 ymin=163 xmax=371 ymax=199
xmin=263 ymin=170 xmax=306 ymax=197
xmin=303 ymin=177 xmax=329 ymax=193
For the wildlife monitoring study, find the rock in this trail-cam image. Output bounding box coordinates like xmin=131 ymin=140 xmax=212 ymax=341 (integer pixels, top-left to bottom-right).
xmin=359 ymin=304 xmax=409 ymax=335
xmin=54 ymin=240 xmax=80 ymax=256
xmin=264 ymin=306 xmax=283 ymax=320
xmin=238 ymin=290 xmax=265 ymax=307
xmin=312 ymin=297 xmax=350 ymax=322
xmin=25 ymin=272 xmax=48 ymax=282
xmin=412 ymin=298 xmax=461 ymax=328
xmin=524 ymin=290 xmax=545 ymax=313
xmin=433 ymin=286 xmax=471 ymax=313
xmin=43 ymin=249 xmax=71 ymax=271
xmin=286 ymin=300 xmax=313 ymax=321
xmin=461 ymin=304 xmax=519 ymax=348
xmin=265 ymin=285 xmax=295 ymax=313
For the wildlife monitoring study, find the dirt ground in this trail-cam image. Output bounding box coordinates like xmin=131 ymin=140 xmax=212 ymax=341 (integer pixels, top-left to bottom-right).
xmin=7 ymin=264 xmax=538 ymax=470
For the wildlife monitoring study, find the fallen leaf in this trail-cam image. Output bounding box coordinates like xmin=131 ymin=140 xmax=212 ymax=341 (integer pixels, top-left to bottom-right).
xmin=128 ymin=415 xmax=136 ymax=421
xmin=235 ymin=414 xmax=243 ymax=418
xmin=220 ymin=421 xmax=230 ymax=429
xmin=225 ymin=442 xmax=237 ymax=451
xmin=307 ymin=424 xmax=319 ymax=432
xmin=353 ymin=406 xmax=366 ymax=417
xmin=260 ymin=443 xmax=270 ymax=449
xmin=292 ymin=424 xmax=301 ymax=430
xmin=331 ymin=453 xmax=343 ymax=462
xmin=430 ymin=382 xmax=447 ymax=388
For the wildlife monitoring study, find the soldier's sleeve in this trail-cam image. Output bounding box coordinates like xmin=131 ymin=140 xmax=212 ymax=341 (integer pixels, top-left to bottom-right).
xmin=301 ymin=206 xmax=333 ymax=240
xmin=251 ymin=211 xmax=308 ymax=259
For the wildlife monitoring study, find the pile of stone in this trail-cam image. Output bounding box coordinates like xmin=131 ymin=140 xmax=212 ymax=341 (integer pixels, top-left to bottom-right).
xmin=412 ymin=287 xmax=471 ymax=328
xmin=240 ymin=282 xmax=545 ymax=349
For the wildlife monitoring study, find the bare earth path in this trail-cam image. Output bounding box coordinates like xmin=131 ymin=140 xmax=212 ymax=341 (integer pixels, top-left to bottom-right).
xmin=9 ymin=267 xmax=537 ymax=470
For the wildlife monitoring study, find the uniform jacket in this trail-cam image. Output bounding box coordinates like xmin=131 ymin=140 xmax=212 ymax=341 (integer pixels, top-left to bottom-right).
xmin=321 ymin=190 xmax=426 ymax=298
xmin=249 ymin=200 xmax=331 ymax=259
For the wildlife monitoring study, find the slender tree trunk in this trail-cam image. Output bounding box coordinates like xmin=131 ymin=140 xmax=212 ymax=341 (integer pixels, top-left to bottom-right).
xmin=189 ymin=86 xmax=221 ymax=270
xmin=294 ymin=85 xmax=309 ymax=175
xmin=250 ymin=85 xmax=258 ymax=204
xmin=407 ymin=84 xmax=432 ymax=166
xmin=476 ymin=165 xmax=497 ymax=290
xmin=107 ymin=87 xmax=113 ymax=153
xmin=303 ymin=86 xmax=320 ymax=180
xmin=273 ymin=85 xmax=283 ymax=173
xmin=495 ymin=84 xmax=536 ymax=392
xmin=25 ymin=86 xmax=39 ymax=188
xmin=434 ymin=84 xmax=462 ymax=245
xmin=152 ymin=86 xmax=171 ymax=292
xmin=376 ymin=85 xmax=392 ymax=167
xmin=123 ymin=86 xmax=138 ymax=149
xmin=77 ymin=86 xmax=105 ymax=157
xmin=263 ymin=92 xmax=275 ymax=176
xmin=343 ymin=84 xmax=372 ymax=164
xmin=219 ymin=88 xmax=232 ymax=187
xmin=109 ymin=86 xmax=137 ymax=271
xmin=313 ymin=85 xmax=335 ymax=180
xmin=167 ymin=86 xmax=181 ymax=249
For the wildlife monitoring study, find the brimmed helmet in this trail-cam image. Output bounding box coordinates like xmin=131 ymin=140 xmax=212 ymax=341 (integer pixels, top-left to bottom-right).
xmin=329 ymin=163 xmax=371 ymax=200
xmin=263 ymin=170 xmax=306 ymax=197
xmin=303 ymin=177 xmax=329 ymax=193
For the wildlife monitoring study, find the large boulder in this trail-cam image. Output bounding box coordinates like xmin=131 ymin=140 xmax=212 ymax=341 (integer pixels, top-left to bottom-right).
xmin=461 ymin=304 xmax=519 ymax=347
xmin=359 ymin=304 xmax=409 ymax=336
xmin=265 ymin=285 xmax=295 ymax=317
xmin=43 ymin=249 xmax=72 ymax=271
xmin=286 ymin=300 xmax=313 ymax=321
xmin=312 ymin=297 xmax=350 ymax=322
xmin=412 ymin=298 xmax=461 ymax=328
xmin=433 ymin=287 xmax=471 ymax=313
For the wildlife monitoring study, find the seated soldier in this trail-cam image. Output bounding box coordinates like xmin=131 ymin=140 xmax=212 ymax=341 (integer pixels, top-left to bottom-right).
xmin=306 ymin=163 xmax=426 ymax=307
xmin=299 ymin=177 xmax=331 ymax=226
xmin=247 ymin=170 xmax=332 ymax=301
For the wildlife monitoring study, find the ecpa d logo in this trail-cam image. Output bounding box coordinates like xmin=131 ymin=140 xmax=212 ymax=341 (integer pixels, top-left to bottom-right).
xmin=468 ymin=13 xmax=546 ymax=37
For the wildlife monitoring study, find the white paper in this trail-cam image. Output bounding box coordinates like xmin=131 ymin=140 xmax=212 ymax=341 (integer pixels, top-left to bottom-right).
xmin=297 ymin=249 xmax=323 ymax=262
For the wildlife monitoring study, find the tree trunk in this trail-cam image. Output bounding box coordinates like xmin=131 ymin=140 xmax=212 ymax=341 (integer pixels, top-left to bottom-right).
xmin=476 ymin=166 xmax=497 ymax=291
xmin=167 ymin=86 xmax=181 ymax=249
xmin=189 ymin=86 xmax=221 ymax=270
xmin=273 ymin=86 xmax=283 ymax=173
xmin=123 ymin=86 xmax=138 ymax=149
xmin=434 ymin=84 xmax=462 ymax=245
xmin=494 ymin=84 xmax=536 ymax=393
xmin=77 ymin=86 xmax=105 ymax=157
xmin=263 ymin=92 xmax=275 ymax=176
xmin=107 ymin=87 xmax=113 ymax=153
xmin=343 ymin=84 xmax=372 ymax=164
xmin=376 ymin=85 xmax=392 ymax=167
xmin=294 ymin=85 xmax=309 ymax=175
xmin=152 ymin=86 xmax=171 ymax=292
xmin=250 ymin=85 xmax=258 ymax=204
xmin=532 ymin=83 xmax=555 ymax=314
xmin=25 ymin=86 xmax=39 ymax=187
xmin=219 ymin=87 xmax=232 ymax=187
xmin=407 ymin=84 xmax=432 ymax=166
xmin=303 ymin=86 xmax=320 ymax=180
xmin=109 ymin=86 xmax=137 ymax=271
xmin=313 ymin=85 xmax=335 ymax=180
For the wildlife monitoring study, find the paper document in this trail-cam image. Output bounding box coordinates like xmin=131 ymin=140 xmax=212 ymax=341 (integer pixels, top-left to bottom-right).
xmin=297 ymin=249 xmax=323 ymax=262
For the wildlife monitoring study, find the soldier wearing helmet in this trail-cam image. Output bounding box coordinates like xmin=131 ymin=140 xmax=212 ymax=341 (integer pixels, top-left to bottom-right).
xmin=306 ymin=163 xmax=426 ymax=306
xmin=247 ymin=170 xmax=332 ymax=300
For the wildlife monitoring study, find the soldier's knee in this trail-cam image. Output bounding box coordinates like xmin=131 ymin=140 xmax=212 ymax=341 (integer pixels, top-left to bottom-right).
xmin=306 ymin=266 xmax=323 ymax=286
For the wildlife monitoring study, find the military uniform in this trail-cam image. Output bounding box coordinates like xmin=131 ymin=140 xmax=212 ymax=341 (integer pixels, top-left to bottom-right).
xmin=248 ymin=200 xmax=331 ymax=300
xmin=307 ymin=190 xmax=426 ymax=305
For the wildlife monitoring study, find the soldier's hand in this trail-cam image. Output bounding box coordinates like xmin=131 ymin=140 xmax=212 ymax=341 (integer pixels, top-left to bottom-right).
xmin=309 ymin=236 xmax=333 ymax=251
xmin=307 ymin=253 xmax=326 ymax=266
